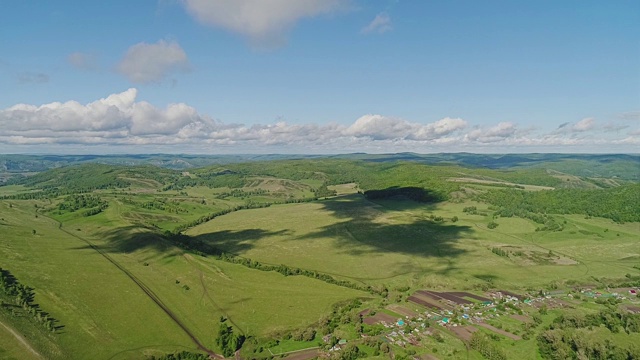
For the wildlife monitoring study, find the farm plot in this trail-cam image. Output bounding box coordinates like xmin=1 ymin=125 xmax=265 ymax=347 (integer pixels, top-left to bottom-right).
xmin=477 ymin=322 xmax=521 ymax=340
xmin=363 ymin=312 xmax=397 ymax=325
xmin=386 ymin=304 xmax=419 ymax=318
xmin=407 ymin=296 xmax=445 ymax=311
xmin=414 ymin=290 xmax=473 ymax=305
xmin=449 ymin=325 xmax=478 ymax=342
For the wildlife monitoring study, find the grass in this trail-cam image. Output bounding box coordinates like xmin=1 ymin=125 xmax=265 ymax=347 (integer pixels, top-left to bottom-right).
xmin=0 ymin=199 xmax=368 ymax=359
xmin=187 ymin=194 xmax=640 ymax=291
xmin=0 ymin=317 xmax=43 ymax=360
xmin=1 ymin=158 xmax=639 ymax=359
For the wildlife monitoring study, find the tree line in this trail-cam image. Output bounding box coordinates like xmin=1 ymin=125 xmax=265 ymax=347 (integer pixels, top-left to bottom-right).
xmin=537 ymin=308 xmax=640 ymax=359
xmin=0 ymin=268 xmax=60 ymax=332
xmin=479 ymin=184 xmax=640 ymax=223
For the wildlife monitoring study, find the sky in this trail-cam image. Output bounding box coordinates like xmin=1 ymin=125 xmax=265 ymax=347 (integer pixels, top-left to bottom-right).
xmin=0 ymin=0 xmax=638 ymax=154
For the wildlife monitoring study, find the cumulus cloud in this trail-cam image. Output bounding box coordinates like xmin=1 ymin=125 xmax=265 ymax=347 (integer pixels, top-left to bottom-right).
xmin=117 ymin=40 xmax=189 ymax=84
xmin=0 ymin=89 xmax=216 ymax=144
xmin=181 ymin=0 xmax=348 ymax=48
xmin=555 ymin=118 xmax=596 ymax=133
xmin=67 ymin=52 xmax=99 ymax=70
xmin=361 ymin=13 xmax=392 ymax=34
xmin=465 ymin=122 xmax=518 ymax=143
xmin=345 ymin=115 xmax=466 ymax=140
xmin=572 ymin=117 xmax=595 ymax=132
xmin=17 ymin=72 xmax=49 ymax=84
xmin=0 ymin=89 xmax=636 ymax=153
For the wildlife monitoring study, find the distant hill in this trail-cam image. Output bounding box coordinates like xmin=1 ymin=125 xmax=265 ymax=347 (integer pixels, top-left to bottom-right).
xmin=1 ymin=153 xmax=638 ymax=182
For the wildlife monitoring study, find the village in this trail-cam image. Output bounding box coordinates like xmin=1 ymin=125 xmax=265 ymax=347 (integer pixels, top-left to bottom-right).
xmin=346 ymin=286 xmax=640 ymax=356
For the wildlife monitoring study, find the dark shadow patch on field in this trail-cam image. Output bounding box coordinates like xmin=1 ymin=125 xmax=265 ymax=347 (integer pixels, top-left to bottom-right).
xmin=68 ymin=226 xmax=176 ymax=255
xmin=300 ymin=194 xmax=472 ymax=258
xmin=72 ymin=225 xmax=289 ymax=257
xmin=473 ymin=274 xmax=500 ymax=283
xmin=363 ymin=186 xmax=447 ymax=203
xmin=192 ymin=229 xmax=291 ymax=255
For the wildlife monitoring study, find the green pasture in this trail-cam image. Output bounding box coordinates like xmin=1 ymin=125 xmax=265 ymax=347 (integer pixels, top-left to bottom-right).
xmin=0 ymin=319 xmax=42 ymax=360
xmin=188 ymin=194 xmax=640 ymax=290
xmin=0 ymin=199 xmax=367 ymax=359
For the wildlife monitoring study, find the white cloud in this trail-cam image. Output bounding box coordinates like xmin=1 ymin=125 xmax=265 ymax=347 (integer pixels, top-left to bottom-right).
xmin=555 ymin=118 xmax=596 ymax=133
xmin=67 ymin=52 xmax=98 ymax=70
xmin=0 ymin=89 xmax=216 ymax=143
xmin=117 ymin=40 xmax=189 ymax=84
xmin=0 ymin=90 xmax=636 ymax=153
xmin=181 ymin=0 xmax=348 ymax=48
xmin=345 ymin=115 xmax=466 ymax=140
xmin=361 ymin=13 xmax=392 ymax=34
xmin=465 ymin=122 xmax=518 ymax=143
xmin=572 ymin=117 xmax=595 ymax=132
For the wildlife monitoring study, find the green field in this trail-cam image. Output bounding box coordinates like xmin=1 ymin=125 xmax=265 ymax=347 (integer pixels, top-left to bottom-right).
xmin=187 ymin=194 xmax=639 ymax=290
xmin=0 ymin=155 xmax=639 ymax=359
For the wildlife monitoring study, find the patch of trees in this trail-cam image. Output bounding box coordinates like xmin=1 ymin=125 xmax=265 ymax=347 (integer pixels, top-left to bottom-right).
xmin=217 ymin=317 xmax=245 ymax=357
xmin=216 ymin=188 xmax=268 ymax=199
xmin=491 ymin=247 xmax=508 ymax=257
xmin=364 ymin=186 xmax=446 ymax=203
xmin=140 ymin=198 xmax=189 ymax=214
xmin=463 ymin=206 xmax=488 ymax=216
xmin=162 ymin=173 xmax=246 ymax=191
xmin=314 ymin=299 xmax=364 ymax=336
xmin=0 ymin=268 xmax=60 ymax=332
xmin=147 ymin=351 xmax=209 ymax=360
xmin=469 ymin=332 xmax=507 ymax=360
xmin=479 ymin=184 xmax=640 ymax=223
xmin=57 ymin=194 xmax=108 ymax=216
xmin=537 ymin=309 xmax=640 ymax=359
xmin=313 ymin=184 xmax=337 ymax=198
xmin=8 ymin=164 xmax=132 ymax=193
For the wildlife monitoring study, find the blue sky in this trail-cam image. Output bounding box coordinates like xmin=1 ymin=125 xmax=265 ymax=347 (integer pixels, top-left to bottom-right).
xmin=0 ymin=0 xmax=638 ymax=154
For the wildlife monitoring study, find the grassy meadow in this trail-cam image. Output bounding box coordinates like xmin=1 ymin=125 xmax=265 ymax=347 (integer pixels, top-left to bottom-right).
xmin=0 ymin=156 xmax=638 ymax=359
xmin=187 ymin=194 xmax=639 ymax=290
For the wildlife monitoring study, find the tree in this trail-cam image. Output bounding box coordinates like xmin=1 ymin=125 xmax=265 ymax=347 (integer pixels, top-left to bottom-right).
xmin=341 ymin=344 xmax=360 ymax=360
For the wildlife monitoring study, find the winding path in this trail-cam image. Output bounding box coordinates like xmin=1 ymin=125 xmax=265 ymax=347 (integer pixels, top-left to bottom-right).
xmin=0 ymin=319 xmax=43 ymax=359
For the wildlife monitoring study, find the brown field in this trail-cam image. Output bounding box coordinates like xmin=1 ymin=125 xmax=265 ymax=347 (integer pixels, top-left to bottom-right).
xmin=283 ymin=348 xmax=319 ymax=360
xmin=407 ymin=296 xmax=445 ymax=311
xmin=415 ymin=290 xmax=443 ymax=301
xmin=386 ymin=304 xmax=419 ymax=318
xmin=477 ymin=323 xmax=521 ymax=340
xmin=511 ymin=314 xmax=531 ymax=323
xmin=447 ymin=292 xmax=491 ymax=302
xmin=363 ymin=312 xmax=397 ymax=325
xmin=449 ymin=325 xmax=478 ymax=342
